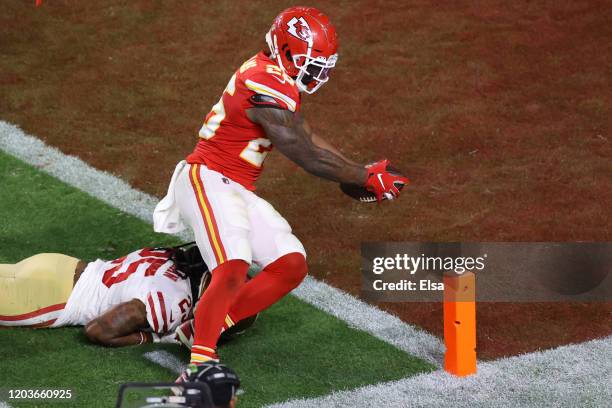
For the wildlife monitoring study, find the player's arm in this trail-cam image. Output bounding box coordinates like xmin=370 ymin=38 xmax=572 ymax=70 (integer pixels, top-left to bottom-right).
xmin=311 ymin=133 xmax=359 ymax=165
xmin=247 ymin=107 xmax=367 ymax=184
xmin=307 ymin=123 xmax=359 ymax=165
xmin=84 ymin=299 xmax=151 ymax=347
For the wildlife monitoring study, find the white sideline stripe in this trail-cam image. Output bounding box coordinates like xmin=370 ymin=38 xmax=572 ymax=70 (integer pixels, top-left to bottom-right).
xmin=143 ymin=350 xmax=186 ymax=375
xmin=0 ymin=121 xmax=192 ymax=241
xmin=293 ymin=276 xmax=444 ymax=366
xmin=268 ymin=335 xmax=612 ymax=408
xmin=0 ymin=402 xmax=13 ymax=408
xmin=0 ymin=120 xmax=442 ymax=367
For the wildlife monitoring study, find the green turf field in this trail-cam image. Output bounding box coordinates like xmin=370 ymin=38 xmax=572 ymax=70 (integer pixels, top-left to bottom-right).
xmin=0 ymin=151 xmax=433 ymax=407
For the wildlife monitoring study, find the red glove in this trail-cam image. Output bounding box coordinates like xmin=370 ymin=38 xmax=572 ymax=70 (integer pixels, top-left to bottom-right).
xmin=364 ymin=159 xmax=409 ymax=202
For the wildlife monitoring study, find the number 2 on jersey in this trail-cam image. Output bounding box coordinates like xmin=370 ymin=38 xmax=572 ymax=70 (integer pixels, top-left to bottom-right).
xmin=198 ymin=73 xmax=272 ymax=168
xmin=240 ymin=138 xmax=272 ymax=167
xmin=199 ymin=74 xmax=236 ymax=140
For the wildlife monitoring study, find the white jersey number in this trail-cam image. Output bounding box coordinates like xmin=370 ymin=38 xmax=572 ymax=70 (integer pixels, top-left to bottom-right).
xmin=199 ymin=74 xmax=237 ymax=140
xmin=239 ymin=138 xmax=273 ymax=168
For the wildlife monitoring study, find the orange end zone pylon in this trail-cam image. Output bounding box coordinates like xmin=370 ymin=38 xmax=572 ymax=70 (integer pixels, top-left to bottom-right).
xmin=443 ymin=271 xmax=477 ymax=376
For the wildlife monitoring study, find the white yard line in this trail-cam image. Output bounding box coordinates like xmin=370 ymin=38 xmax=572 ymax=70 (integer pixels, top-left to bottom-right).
xmin=0 ymin=123 xmax=158 ymax=227
xmin=269 ymin=335 xmax=612 ymax=408
xmin=143 ymin=351 xmax=186 ymax=375
xmin=0 ymin=120 xmax=443 ymax=367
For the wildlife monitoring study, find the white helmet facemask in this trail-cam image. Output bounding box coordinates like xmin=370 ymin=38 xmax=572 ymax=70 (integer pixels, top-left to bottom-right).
xmin=293 ymin=53 xmax=337 ymax=94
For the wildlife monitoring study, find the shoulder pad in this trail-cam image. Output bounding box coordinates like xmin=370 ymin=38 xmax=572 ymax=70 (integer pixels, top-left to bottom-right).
xmin=249 ymin=94 xmax=286 ymax=110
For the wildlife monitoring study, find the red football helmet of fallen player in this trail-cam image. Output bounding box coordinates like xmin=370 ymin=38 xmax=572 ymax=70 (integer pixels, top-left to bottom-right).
xmin=265 ymin=6 xmax=339 ymax=94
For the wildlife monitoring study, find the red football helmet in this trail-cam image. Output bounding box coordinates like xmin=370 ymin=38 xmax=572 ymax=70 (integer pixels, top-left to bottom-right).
xmin=265 ymin=6 xmax=339 ymax=94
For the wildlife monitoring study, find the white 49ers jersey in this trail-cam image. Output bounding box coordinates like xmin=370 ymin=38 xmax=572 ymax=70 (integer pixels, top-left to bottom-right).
xmin=52 ymin=248 xmax=192 ymax=334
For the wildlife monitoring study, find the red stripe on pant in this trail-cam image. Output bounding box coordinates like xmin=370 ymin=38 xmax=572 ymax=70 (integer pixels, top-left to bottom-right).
xmin=188 ymin=164 xmax=227 ymax=265
xmin=0 ymin=303 xmax=65 ymax=321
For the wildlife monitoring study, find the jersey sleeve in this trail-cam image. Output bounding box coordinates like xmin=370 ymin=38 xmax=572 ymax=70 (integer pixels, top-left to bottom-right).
xmin=167 ymin=283 xmax=192 ymax=333
xmin=142 ymin=290 xmax=172 ymax=334
xmin=242 ymin=70 xmax=299 ymax=113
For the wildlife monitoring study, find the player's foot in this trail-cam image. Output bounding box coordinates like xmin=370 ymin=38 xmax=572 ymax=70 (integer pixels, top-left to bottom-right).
xmin=174 ymin=366 xmax=191 ymax=385
xmin=172 ymin=361 xmax=240 ymax=403
xmin=172 ymin=366 xmax=188 ymax=396
xmin=172 ymin=359 xmax=219 ymax=393
xmin=172 ymin=363 xmax=205 ymax=395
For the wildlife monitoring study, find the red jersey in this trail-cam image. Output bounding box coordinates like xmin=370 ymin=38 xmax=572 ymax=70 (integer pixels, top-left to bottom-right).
xmin=187 ymin=52 xmax=301 ymax=190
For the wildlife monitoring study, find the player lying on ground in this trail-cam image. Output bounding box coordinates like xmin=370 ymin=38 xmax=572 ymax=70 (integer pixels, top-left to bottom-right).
xmin=153 ymin=6 xmax=409 ymax=373
xmin=0 ymin=243 xmax=253 ymax=347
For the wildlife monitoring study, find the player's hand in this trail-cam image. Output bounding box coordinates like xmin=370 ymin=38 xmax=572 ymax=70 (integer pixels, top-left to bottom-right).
xmin=364 ymin=159 xmax=409 ymax=202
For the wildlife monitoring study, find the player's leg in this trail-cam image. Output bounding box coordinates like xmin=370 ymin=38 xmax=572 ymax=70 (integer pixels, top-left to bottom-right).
xmin=0 ymin=254 xmax=79 ymax=327
xmin=224 ymin=194 xmax=307 ymax=327
xmin=175 ymin=163 xmax=251 ymax=362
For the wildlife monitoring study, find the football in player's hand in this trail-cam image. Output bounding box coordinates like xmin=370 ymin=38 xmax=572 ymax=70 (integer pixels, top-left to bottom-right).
xmin=340 ymin=163 xmax=407 ymax=203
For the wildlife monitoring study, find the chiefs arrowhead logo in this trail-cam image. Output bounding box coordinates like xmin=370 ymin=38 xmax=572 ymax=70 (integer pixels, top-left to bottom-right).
xmin=286 ymin=16 xmax=312 ymax=43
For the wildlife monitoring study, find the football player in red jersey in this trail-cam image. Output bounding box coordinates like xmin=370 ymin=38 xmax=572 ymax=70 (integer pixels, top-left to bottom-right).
xmin=154 ymin=6 xmax=409 ymax=368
